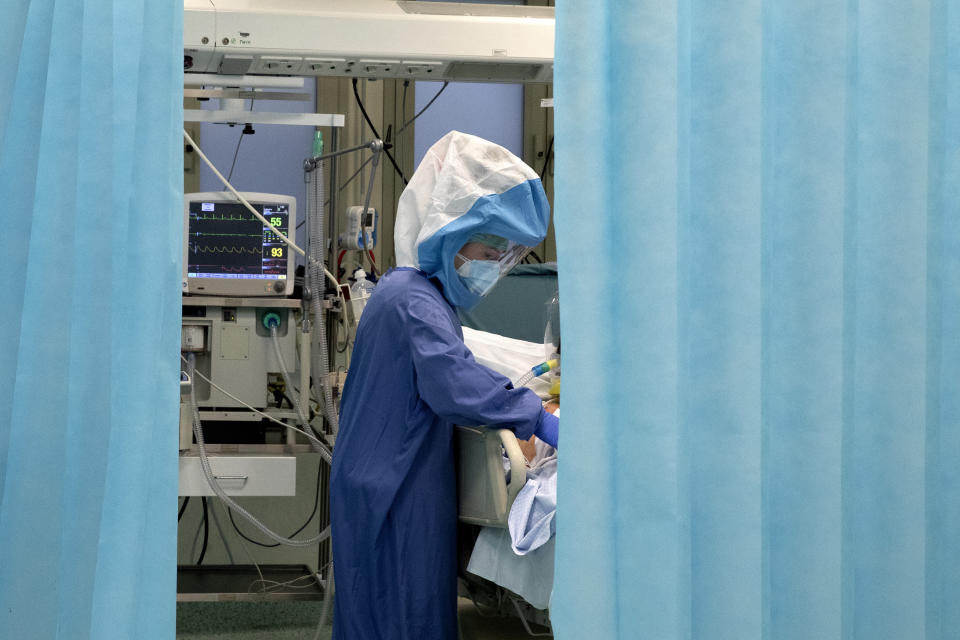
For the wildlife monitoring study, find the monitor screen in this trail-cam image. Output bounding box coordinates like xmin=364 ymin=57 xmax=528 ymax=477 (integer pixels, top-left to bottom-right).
xmin=183 ymin=192 xmax=297 ymax=296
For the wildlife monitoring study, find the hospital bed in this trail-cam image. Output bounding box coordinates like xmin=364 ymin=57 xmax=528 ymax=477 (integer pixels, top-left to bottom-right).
xmin=455 ymin=426 xmax=556 ymax=638
xmin=456 ymin=425 xmax=557 ymax=622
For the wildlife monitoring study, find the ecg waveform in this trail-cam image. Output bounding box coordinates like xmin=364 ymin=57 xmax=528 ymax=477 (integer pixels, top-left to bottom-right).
xmin=190 ymin=244 xmax=261 ymax=255
xmin=187 ymin=201 xmax=290 ymax=277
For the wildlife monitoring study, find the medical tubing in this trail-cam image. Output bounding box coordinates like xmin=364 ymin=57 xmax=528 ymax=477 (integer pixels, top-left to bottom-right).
xmin=299 ymin=324 xmax=312 ymax=441
xmin=513 ymin=370 xmax=536 ymax=388
xmin=270 ymin=325 xmax=309 ymax=427
xmin=180 ymin=354 xmax=322 ymax=439
xmin=186 ymin=353 xmax=331 ymax=547
xmin=270 ymin=326 xmax=333 ymax=464
xmin=182 ymin=129 xmax=304 ymax=257
xmin=208 ymin=500 xmax=237 ymax=565
xmin=512 ymin=359 xmax=560 ymax=388
xmin=307 ymin=164 xmax=339 ymax=433
xmin=228 ymin=458 xmax=324 ymax=549
xmin=313 ymin=567 xmax=334 ymax=640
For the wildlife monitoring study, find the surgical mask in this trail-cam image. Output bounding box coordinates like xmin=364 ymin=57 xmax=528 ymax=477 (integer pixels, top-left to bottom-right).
xmin=456 ymin=254 xmax=501 ymax=296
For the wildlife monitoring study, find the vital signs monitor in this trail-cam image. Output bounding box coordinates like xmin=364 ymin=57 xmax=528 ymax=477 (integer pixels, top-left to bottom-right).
xmin=183 ymin=192 xmax=296 ymax=296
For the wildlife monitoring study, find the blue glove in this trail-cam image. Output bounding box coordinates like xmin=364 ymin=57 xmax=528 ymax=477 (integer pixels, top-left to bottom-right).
xmin=535 ymin=410 xmax=559 ymax=449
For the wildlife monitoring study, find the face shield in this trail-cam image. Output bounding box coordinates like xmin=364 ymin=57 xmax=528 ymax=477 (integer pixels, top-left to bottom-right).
xmin=393 ymin=131 xmax=551 ymax=309
xmin=454 ymin=234 xmax=532 ymax=297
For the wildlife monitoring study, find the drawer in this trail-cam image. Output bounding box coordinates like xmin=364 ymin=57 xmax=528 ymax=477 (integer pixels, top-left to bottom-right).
xmin=179 ymin=454 xmax=296 ymax=496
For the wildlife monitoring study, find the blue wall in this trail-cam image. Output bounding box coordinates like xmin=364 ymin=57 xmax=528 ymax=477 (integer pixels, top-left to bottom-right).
xmin=413 ymin=82 xmax=523 ymax=168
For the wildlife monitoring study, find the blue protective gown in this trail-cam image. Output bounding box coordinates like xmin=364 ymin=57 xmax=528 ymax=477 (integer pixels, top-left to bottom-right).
xmin=330 ymin=267 xmax=550 ymax=640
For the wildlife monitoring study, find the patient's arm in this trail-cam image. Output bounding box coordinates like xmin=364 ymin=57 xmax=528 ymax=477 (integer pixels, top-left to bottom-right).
xmin=519 ymin=435 xmax=537 ymax=462
xmin=519 ymin=401 xmax=559 ymax=462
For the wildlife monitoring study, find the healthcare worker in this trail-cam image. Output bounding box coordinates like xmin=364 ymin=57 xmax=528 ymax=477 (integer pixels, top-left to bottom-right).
xmin=330 ymin=131 xmax=559 ymax=640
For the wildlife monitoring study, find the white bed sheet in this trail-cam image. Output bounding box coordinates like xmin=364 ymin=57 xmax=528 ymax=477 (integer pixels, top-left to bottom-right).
xmin=462 ymin=326 xmax=553 ymax=400
xmin=466 ymin=527 xmax=555 ymax=610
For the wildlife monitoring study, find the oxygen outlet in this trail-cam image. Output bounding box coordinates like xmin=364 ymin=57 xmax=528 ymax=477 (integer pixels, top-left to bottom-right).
xmin=262 ymin=312 xmax=282 ymax=330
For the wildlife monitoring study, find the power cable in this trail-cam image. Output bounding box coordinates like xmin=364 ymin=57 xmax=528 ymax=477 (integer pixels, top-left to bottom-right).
xmin=351 ymin=78 xmax=408 ymax=185
xmin=196 ymin=496 xmax=209 ymax=565
xmin=396 ymin=81 xmax=449 ymax=136
xmin=539 ymin=135 xmax=554 ymax=181
xmin=224 ymin=100 xmax=255 ymax=186
xmin=524 ymin=250 xmax=544 ymax=264
xmin=180 ymin=354 xmax=334 ymax=451
xmin=227 ymin=459 xmax=325 ymax=548
xmin=295 ymin=80 xmax=449 ymax=231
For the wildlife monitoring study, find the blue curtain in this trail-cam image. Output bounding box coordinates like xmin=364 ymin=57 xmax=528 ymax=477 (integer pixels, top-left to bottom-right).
xmin=553 ymin=2 xmax=960 ymax=639
xmin=0 ymin=1 xmax=182 ymax=637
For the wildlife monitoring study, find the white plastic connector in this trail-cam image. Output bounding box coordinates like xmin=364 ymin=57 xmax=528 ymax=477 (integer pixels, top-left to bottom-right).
xmin=181 ymin=325 xmax=206 ymax=352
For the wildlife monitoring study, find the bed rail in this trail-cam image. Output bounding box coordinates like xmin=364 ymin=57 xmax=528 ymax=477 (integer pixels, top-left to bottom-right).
xmin=455 ymin=426 xmax=527 ymax=527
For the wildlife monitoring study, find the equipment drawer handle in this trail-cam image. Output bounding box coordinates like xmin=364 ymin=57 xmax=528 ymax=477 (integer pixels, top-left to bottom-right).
xmin=215 ymin=475 xmax=248 ymax=481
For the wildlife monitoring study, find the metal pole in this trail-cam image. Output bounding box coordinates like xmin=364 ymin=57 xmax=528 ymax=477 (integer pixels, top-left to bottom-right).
xmin=303 ymin=139 xmax=384 ymax=172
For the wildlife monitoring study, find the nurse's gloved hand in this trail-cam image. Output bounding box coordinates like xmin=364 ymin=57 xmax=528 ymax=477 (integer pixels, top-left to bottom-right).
xmin=535 ymin=411 xmax=559 ymax=449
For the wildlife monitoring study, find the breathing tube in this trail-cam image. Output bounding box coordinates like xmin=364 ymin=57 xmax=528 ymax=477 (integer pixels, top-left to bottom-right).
xmin=307 ymin=163 xmax=340 ymax=434
xmin=512 ymin=358 xmax=560 ymax=389
xmin=305 ymin=158 xmax=339 ymax=632
xmin=185 ymin=352 xmax=331 ymax=547
xmin=268 ymin=320 xmax=337 ymax=630
xmin=264 ymin=319 xmax=333 ymax=465
xmin=313 ymin=568 xmax=335 ymax=640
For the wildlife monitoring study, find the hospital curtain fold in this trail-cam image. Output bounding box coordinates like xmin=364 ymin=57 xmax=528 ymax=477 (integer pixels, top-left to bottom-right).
xmin=553 ymin=1 xmax=960 ymax=639
xmin=0 ymin=0 xmax=182 ymax=638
